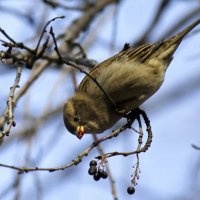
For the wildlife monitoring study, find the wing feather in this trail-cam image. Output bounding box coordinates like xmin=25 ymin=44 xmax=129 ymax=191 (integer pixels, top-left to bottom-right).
xmin=78 ymin=18 xmax=200 ymax=111
xmin=78 ymin=43 xmax=156 ymax=92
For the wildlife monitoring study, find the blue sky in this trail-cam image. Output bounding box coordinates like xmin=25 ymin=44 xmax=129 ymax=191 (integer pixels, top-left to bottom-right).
xmin=0 ymin=0 xmax=200 ymax=200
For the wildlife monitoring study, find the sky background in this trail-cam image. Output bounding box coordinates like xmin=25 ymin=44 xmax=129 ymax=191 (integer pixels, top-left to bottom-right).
xmin=0 ymin=0 xmax=200 ymax=200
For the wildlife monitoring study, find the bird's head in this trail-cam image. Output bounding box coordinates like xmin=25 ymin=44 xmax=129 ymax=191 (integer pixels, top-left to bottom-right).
xmin=63 ymin=93 xmax=104 ymax=139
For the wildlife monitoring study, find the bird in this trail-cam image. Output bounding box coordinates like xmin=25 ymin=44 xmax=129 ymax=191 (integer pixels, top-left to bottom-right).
xmin=63 ymin=19 xmax=200 ymax=139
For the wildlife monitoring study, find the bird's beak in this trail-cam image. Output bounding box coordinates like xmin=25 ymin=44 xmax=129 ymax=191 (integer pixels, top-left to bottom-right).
xmin=76 ymin=125 xmax=84 ymax=139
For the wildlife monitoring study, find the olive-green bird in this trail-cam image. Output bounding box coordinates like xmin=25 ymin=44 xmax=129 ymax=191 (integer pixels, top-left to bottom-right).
xmin=63 ymin=19 xmax=200 ymax=139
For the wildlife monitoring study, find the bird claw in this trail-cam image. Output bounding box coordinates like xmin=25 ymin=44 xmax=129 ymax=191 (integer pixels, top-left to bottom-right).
xmin=124 ymin=109 xmax=141 ymax=128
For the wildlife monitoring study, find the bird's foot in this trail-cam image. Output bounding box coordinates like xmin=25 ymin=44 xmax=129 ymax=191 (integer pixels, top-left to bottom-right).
xmin=124 ymin=108 xmax=141 ymax=128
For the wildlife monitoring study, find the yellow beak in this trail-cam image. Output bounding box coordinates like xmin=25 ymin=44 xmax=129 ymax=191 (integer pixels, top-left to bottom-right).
xmin=76 ymin=125 xmax=84 ymax=139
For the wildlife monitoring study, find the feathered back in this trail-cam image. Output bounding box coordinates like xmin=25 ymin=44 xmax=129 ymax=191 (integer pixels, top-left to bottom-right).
xmin=79 ymin=19 xmax=200 ymax=93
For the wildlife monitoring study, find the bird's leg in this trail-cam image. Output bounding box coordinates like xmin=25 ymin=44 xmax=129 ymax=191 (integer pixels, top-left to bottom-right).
xmin=136 ymin=108 xmax=151 ymax=128
xmin=126 ymin=108 xmax=150 ymax=129
xmin=123 ymin=108 xmax=141 ymax=128
xmin=114 ymin=106 xmax=149 ymax=129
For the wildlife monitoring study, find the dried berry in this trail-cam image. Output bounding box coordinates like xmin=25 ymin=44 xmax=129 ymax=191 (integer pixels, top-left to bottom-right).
xmin=93 ymin=171 xmax=101 ymax=181
xmin=98 ymin=169 xmax=104 ymax=176
xmin=101 ymin=171 xmax=108 ymax=179
xmin=89 ymin=160 xmax=97 ymax=167
xmin=127 ymin=186 xmax=135 ymax=195
xmin=88 ymin=166 xmax=96 ymax=175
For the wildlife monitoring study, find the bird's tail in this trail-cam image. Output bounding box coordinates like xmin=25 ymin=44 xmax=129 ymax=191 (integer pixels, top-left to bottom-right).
xmin=151 ymin=18 xmax=200 ymax=60
xmin=164 ymin=18 xmax=200 ymax=49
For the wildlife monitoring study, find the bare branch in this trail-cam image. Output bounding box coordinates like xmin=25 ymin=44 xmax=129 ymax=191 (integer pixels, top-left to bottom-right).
xmin=0 ymin=117 xmax=136 ymax=173
xmin=34 ymin=16 xmax=65 ymax=55
xmin=0 ymin=65 xmax=22 ymax=139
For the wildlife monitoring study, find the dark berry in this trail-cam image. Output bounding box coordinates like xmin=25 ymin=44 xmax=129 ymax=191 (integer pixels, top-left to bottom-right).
xmin=93 ymin=172 xmax=101 ymax=181
xmin=127 ymin=186 xmax=135 ymax=195
xmin=98 ymin=169 xmax=104 ymax=176
xmin=89 ymin=160 xmax=97 ymax=167
xmin=88 ymin=166 xmax=96 ymax=175
xmin=101 ymin=171 xmax=108 ymax=179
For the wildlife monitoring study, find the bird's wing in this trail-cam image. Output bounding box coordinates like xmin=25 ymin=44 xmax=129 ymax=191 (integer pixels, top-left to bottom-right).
xmin=78 ymin=43 xmax=158 ymax=91
xmin=78 ymin=19 xmax=200 ymax=108
xmin=78 ymin=57 xmax=164 ymax=112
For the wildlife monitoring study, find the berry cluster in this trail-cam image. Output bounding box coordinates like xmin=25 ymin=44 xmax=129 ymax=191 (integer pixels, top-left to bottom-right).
xmin=88 ymin=160 xmax=136 ymax=195
xmin=88 ymin=160 xmax=108 ymax=181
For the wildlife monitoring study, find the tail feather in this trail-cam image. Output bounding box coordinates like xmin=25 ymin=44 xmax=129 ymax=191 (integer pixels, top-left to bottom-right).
xmin=164 ymin=18 xmax=200 ymax=49
xmin=158 ymin=19 xmax=200 ymax=59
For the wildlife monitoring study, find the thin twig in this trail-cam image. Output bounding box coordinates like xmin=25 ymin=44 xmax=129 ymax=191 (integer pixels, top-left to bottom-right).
xmin=34 ymin=16 xmax=65 ymax=55
xmin=0 ymin=65 xmax=22 ymax=138
xmin=71 ymin=69 xmax=78 ymax=91
xmin=131 ymin=115 xmax=143 ymax=186
xmin=41 ymin=54 xmax=98 ymax=68
xmin=0 ymin=60 xmax=51 ymax=132
xmin=0 ymin=120 xmax=132 ymax=173
xmin=67 ymin=41 xmax=87 ymax=59
xmin=0 ymin=27 xmax=17 ymax=44
xmin=92 ymin=134 xmax=118 ymax=200
xmin=0 ymin=28 xmax=34 ymax=53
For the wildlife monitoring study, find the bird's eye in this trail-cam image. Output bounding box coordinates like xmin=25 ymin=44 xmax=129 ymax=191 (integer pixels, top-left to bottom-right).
xmin=73 ymin=116 xmax=79 ymax=122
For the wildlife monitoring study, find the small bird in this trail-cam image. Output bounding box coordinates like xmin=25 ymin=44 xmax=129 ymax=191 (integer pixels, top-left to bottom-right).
xmin=63 ymin=19 xmax=200 ymax=139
